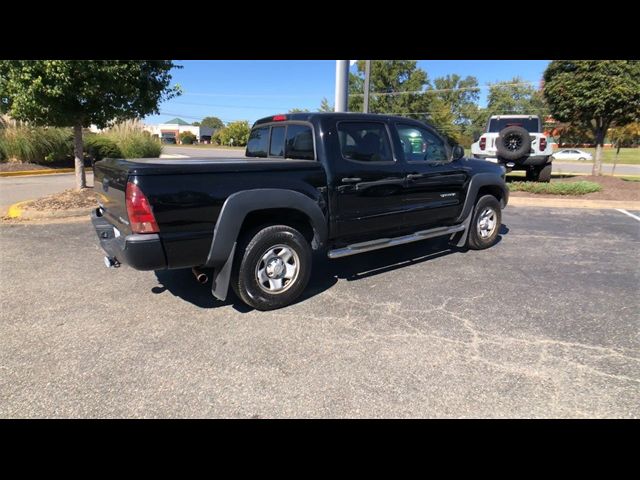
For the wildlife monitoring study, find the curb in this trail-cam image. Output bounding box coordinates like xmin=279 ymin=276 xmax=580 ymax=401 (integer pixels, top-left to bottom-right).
xmin=6 ymin=200 xmax=32 ymax=218
xmin=509 ymin=197 xmax=640 ymax=210
xmin=4 ymin=204 xmax=91 ymax=220
xmin=0 ymin=168 xmax=93 ymax=178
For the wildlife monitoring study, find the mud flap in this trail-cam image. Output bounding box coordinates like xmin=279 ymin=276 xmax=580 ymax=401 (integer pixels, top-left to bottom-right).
xmin=449 ymin=209 xmax=474 ymax=248
xmin=211 ymin=242 xmax=236 ymax=301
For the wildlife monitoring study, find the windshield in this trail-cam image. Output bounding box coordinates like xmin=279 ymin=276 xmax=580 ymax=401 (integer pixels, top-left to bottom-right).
xmin=488 ymin=118 xmax=540 ymax=133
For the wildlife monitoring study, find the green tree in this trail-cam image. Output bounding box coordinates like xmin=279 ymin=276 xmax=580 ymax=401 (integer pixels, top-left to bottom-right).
xmin=348 ymin=60 xmax=431 ymax=118
xmin=288 ymin=108 xmax=310 ymax=113
xmin=0 ymin=60 xmax=180 ymax=189
xmin=179 ymin=131 xmax=197 ymax=144
xmin=200 ymin=116 xmax=224 ymax=130
xmin=191 ymin=121 xmax=200 ymax=126
xmin=318 ymin=97 xmax=333 ymax=112
xmin=429 ymin=74 xmax=481 ymax=144
xmin=486 ymin=76 xmax=547 ymax=118
xmin=543 ymin=60 xmax=640 ymax=175
xmin=217 ymin=121 xmax=250 ymax=147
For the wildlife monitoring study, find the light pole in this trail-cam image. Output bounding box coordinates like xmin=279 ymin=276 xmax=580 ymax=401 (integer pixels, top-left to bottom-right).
xmin=363 ymin=60 xmax=371 ymax=113
xmin=334 ymin=60 xmax=349 ymax=112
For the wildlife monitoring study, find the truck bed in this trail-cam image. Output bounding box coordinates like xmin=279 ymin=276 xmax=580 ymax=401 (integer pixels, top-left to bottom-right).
xmin=99 ymin=157 xmax=320 ymax=176
xmin=93 ymin=157 xmax=327 ymax=269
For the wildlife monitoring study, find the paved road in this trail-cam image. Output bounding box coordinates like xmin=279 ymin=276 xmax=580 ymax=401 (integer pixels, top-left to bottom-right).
xmin=164 ymin=146 xmax=640 ymax=175
xmin=2 ymin=148 xmax=636 ymax=215
xmin=552 ymin=161 xmax=640 ymax=176
xmin=1 ymin=206 xmax=638 ymax=418
xmin=161 ymin=146 xmax=246 ymax=158
xmin=0 ymin=173 xmax=94 ymax=215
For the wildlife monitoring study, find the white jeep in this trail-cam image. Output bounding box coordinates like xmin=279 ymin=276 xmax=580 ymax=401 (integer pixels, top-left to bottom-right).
xmin=471 ymin=115 xmax=554 ymax=182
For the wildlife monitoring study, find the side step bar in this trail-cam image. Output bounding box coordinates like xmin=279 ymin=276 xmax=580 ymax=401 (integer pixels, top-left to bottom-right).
xmin=327 ymin=224 xmax=466 ymax=259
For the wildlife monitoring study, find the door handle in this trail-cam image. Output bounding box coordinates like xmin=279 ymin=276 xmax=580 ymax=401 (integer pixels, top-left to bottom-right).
xmin=341 ymin=177 xmax=362 ymax=183
xmin=406 ymin=173 xmax=423 ymax=180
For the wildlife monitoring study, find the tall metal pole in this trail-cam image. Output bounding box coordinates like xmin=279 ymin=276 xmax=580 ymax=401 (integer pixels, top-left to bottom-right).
xmin=363 ymin=60 xmax=371 ymax=113
xmin=334 ymin=60 xmax=349 ymax=112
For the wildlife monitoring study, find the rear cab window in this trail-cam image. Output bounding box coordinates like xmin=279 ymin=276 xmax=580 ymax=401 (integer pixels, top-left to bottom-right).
xmin=488 ymin=118 xmax=540 ymax=133
xmin=246 ymin=123 xmax=315 ymax=160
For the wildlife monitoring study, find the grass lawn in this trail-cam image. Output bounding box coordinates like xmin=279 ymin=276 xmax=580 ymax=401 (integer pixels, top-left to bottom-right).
xmin=464 ymin=147 xmax=640 ymax=164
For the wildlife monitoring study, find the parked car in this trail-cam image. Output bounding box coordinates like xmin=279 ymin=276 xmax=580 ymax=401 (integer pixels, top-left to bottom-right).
xmin=471 ymin=115 xmax=554 ymax=182
xmin=91 ymin=113 xmax=508 ymax=310
xmin=551 ymin=149 xmax=593 ymax=161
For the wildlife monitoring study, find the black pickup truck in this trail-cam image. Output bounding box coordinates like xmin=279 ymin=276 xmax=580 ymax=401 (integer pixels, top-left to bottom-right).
xmin=92 ymin=113 xmax=508 ymax=310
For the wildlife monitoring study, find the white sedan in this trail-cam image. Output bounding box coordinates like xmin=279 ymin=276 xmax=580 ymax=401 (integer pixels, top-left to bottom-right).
xmin=552 ymin=149 xmax=593 ymax=161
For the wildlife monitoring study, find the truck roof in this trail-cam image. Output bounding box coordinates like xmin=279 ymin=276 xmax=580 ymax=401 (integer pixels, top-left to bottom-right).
xmin=253 ymin=112 xmax=429 ymax=126
xmin=489 ymin=114 xmax=539 ymax=119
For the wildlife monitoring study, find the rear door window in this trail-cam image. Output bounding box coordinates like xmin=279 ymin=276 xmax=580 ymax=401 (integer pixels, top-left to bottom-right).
xmin=337 ymin=122 xmax=393 ymax=162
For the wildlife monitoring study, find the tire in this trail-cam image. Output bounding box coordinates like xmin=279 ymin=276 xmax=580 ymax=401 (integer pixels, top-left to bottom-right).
xmin=231 ymin=225 xmax=312 ymax=311
xmin=537 ymin=164 xmax=552 ymax=182
xmin=496 ymin=126 xmax=531 ymax=160
xmin=526 ymin=164 xmax=552 ymax=182
xmin=467 ymin=195 xmax=502 ymax=250
xmin=526 ymin=168 xmax=539 ymax=182
xmin=578 ymin=157 xmax=586 ymax=161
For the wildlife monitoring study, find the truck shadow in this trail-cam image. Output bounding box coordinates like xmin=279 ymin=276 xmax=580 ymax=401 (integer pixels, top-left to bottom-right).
xmin=152 ymin=224 xmax=509 ymax=312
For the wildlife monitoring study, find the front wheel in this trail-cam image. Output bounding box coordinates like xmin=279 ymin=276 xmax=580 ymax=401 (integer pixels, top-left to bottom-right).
xmin=467 ymin=195 xmax=502 ymax=250
xmin=231 ymin=225 xmax=312 ymax=311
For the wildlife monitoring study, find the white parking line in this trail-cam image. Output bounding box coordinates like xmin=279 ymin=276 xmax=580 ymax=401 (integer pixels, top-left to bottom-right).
xmin=615 ymin=209 xmax=640 ymax=222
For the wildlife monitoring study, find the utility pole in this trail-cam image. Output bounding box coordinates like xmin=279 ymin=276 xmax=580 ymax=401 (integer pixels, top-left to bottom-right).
xmin=363 ymin=60 xmax=371 ymax=113
xmin=334 ymin=60 xmax=349 ymax=112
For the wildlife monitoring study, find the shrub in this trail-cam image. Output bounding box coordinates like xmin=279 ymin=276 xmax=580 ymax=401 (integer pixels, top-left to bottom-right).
xmin=101 ymin=121 xmax=162 ymax=158
xmin=179 ymin=131 xmax=197 ymax=145
xmin=508 ymin=181 xmax=602 ymax=195
xmin=216 ymin=121 xmax=250 ymax=146
xmin=0 ymin=123 xmax=72 ymax=163
xmin=84 ymin=135 xmax=122 ymax=161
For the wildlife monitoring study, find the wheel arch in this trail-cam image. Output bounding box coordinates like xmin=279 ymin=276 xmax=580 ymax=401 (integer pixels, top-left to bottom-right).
xmin=204 ymin=189 xmax=328 ymax=301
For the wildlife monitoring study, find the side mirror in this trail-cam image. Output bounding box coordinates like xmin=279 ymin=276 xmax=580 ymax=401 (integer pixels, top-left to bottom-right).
xmin=452 ymin=144 xmax=465 ymax=161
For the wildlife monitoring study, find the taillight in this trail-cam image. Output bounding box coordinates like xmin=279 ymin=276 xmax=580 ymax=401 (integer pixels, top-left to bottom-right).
xmin=272 ymin=114 xmax=287 ymax=122
xmin=126 ymin=181 xmax=159 ymax=233
xmin=479 ymin=137 xmax=486 ymax=150
xmin=539 ymin=136 xmax=547 ymax=151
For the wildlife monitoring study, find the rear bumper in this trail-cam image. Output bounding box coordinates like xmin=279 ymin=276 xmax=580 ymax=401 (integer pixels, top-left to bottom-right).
xmin=91 ymin=208 xmax=167 ymax=271
xmin=474 ymin=154 xmax=552 ymax=168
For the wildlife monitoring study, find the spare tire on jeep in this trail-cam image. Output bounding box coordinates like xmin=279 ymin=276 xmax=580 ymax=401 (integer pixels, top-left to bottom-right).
xmin=496 ymin=126 xmax=531 ymax=160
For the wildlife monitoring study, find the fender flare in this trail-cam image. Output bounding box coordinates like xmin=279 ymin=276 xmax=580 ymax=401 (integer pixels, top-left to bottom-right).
xmin=205 ymin=189 xmax=328 ymax=301
xmin=450 ymin=172 xmax=508 ymax=248
xmin=455 ymin=172 xmax=508 ymax=224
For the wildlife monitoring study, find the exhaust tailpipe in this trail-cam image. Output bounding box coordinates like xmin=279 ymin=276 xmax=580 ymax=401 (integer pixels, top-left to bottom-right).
xmin=192 ymin=267 xmax=208 ymax=284
xmin=104 ymin=256 xmax=120 ymax=268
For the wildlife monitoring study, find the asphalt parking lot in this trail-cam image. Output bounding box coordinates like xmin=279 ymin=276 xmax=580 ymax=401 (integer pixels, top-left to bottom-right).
xmin=0 ymin=206 xmax=638 ymax=418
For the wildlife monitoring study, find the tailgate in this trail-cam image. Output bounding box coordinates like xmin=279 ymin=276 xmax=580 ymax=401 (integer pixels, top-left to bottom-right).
xmin=93 ymin=159 xmax=131 ymax=234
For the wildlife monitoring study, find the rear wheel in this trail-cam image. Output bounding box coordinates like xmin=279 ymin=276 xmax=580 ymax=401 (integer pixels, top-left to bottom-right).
xmin=537 ymin=164 xmax=552 ymax=182
xmin=526 ymin=164 xmax=552 ymax=182
xmin=467 ymin=195 xmax=501 ymax=250
xmin=231 ymin=225 xmax=312 ymax=311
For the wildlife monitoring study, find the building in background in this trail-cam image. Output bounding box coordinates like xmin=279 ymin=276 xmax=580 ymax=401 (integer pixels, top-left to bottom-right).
xmin=142 ymin=118 xmax=214 ymax=144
